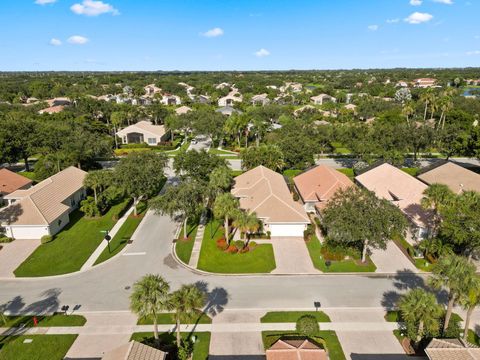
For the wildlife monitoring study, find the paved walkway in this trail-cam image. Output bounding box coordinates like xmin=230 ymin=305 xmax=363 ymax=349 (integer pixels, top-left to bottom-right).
xmin=0 ymin=239 xmax=40 ymax=278
xmin=370 ymin=242 xmax=418 ymax=274
xmin=188 ymin=225 xmax=205 ymax=268
xmin=81 ymin=205 xmax=135 ymax=270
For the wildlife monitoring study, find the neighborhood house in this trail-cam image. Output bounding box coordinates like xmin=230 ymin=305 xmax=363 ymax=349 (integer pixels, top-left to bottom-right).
xmin=293 ymin=165 xmax=354 ymax=214
xmin=116 ymin=121 xmax=170 ymax=146
xmin=0 ymin=166 xmax=87 ymax=239
xmin=231 ymin=166 xmax=310 ymax=237
xmin=0 ymin=169 xmax=33 ymax=205
xmin=355 ymin=163 xmax=432 ymax=240
xmin=311 ymin=93 xmax=337 ymax=105
xmin=418 ymin=161 xmax=480 ymax=194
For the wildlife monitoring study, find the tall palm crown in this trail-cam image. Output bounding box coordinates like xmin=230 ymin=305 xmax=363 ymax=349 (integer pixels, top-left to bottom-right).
xmin=459 ymin=275 xmax=480 ymax=340
xmin=213 ymin=193 xmax=239 ymax=243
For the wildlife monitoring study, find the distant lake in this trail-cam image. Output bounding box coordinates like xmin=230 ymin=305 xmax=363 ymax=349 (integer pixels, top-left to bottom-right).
xmin=462 ymin=87 xmax=480 ymax=97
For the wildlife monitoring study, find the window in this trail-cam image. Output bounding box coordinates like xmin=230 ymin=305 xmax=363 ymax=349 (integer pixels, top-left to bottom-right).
xmin=148 ymin=138 xmax=157 ymax=145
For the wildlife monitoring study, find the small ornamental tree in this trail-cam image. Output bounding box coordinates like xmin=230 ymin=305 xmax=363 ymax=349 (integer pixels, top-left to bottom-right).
xmin=296 ymin=315 xmax=319 ymax=337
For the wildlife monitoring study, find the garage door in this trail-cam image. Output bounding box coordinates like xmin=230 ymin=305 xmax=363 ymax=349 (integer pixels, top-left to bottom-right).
xmin=269 ymin=224 xmax=306 ymax=237
xmin=6 ymin=226 xmax=49 ymax=240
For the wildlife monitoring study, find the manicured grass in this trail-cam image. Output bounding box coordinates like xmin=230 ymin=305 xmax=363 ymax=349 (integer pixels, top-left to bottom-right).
xmin=283 ymin=169 xmax=303 ymax=180
xmin=385 ymin=310 xmax=463 ymax=322
xmin=137 ymin=310 xmax=211 ymax=325
xmin=93 ymin=202 xmax=148 ymax=265
xmin=262 ymin=331 xmax=346 ymax=360
xmin=197 ymin=220 xmax=276 ymax=273
xmin=18 ymin=172 xmax=37 ymax=182
xmin=336 ymin=168 xmax=354 ymax=180
xmin=0 ymin=334 xmax=77 ymax=360
xmin=131 ymin=332 xmax=210 ymax=360
xmin=175 ymin=223 xmax=199 ymax=264
xmin=209 ymin=148 xmax=239 ymax=155
xmin=1 ymin=314 xmax=86 ymax=328
xmin=305 ymin=236 xmax=376 ymax=272
xmin=231 ymin=170 xmax=244 ymax=177
xmin=167 ymin=140 xmax=190 ymax=157
xmin=468 ymin=329 xmax=480 ymax=346
xmin=260 ymin=311 xmax=331 ymax=323
xmin=401 ymin=167 xmax=420 ymax=177
xmin=14 ymin=200 xmax=130 ymax=277
xmin=393 ymin=236 xmax=433 ymax=272
xmin=331 ymin=142 xmax=352 ymax=155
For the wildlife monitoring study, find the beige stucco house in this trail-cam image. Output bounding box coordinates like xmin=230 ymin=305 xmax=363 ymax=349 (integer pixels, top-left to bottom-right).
xmin=116 ymin=121 xmax=170 ymax=146
xmin=311 ymin=94 xmax=337 ymax=105
xmin=0 ymin=166 xmax=87 ymax=239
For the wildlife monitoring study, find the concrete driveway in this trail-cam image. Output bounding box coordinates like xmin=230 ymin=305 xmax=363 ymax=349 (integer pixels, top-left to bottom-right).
xmin=0 ymin=239 xmax=40 ymax=278
xmin=270 ymin=237 xmax=319 ymax=274
xmin=370 ymin=242 xmax=418 ymax=274
xmin=188 ymin=135 xmax=211 ymax=152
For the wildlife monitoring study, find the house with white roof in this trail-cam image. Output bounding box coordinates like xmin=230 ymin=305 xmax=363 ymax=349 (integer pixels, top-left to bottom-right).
xmin=311 ymin=94 xmax=337 ymax=105
xmin=116 ymin=121 xmax=170 ymax=146
xmin=0 ymin=167 xmax=87 ymax=239
xmin=218 ymin=94 xmax=242 ymax=107
xmin=251 ymin=93 xmax=270 ymax=106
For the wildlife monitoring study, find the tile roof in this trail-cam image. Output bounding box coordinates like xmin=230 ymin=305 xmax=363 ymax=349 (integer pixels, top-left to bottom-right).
xmin=232 ymin=166 xmax=310 ymax=224
xmin=0 ymin=169 xmax=32 ymax=196
xmin=426 ymin=338 xmax=480 ymax=360
xmin=116 ymin=121 xmax=166 ymax=138
xmin=1 ymin=166 xmax=86 ymax=225
xmin=266 ymin=339 xmax=327 ymax=360
xmin=102 ymin=341 xmax=166 ymax=360
xmin=355 ymin=163 xmax=432 ymax=228
xmin=418 ymin=162 xmax=480 ymax=194
xmin=293 ymin=165 xmax=353 ymax=203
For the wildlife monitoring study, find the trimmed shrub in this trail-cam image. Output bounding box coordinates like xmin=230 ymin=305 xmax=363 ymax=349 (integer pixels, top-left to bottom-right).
xmin=41 ymin=235 xmax=53 ymax=244
xmin=304 ymin=225 xmax=315 ymax=241
xmin=296 ymin=315 xmax=320 ymax=336
xmin=216 ymin=238 xmax=228 ymax=250
xmin=266 ymin=231 xmax=271 ymax=239
xmin=234 ymin=240 xmax=245 ymax=250
xmin=292 ymin=192 xmax=300 ymax=202
xmin=225 ymin=245 xmax=238 ymax=253
xmin=0 ymin=236 xmax=14 ymax=243
xmin=249 ymin=241 xmax=257 ymax=249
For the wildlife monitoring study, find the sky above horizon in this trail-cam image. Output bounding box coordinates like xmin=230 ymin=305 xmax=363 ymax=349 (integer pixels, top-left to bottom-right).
xmin=1 ymin=0 xmax=479 ymax=71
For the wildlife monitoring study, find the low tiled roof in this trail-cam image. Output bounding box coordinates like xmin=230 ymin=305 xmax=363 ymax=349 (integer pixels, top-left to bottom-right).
xmin=426 ymin=338 xmax=480 ymax=360
xmin=232 ymin=166 xmax=309 ymax=224
xmin=355 ymin=163 xmax=432 ymax=228
xmin=418 ymin=162 xmax=480 ymax=194
xmin=175 ymin=106 xmax=192 ymax=115
xmin=0 ymin=169 xmax=32 ymax=196
xmin=102 ymin=341 xmax=166 ymax=360
xmin=266 ymin=338 xmax=327 ymax=360
xmin=116 ymin=121 xmax=166 ymax=138
xmin=38 ymin=105 xmax=65 ymax=114
xmin=1 ymin=166 xmax=86 ymax=225
xmin=293 ymin=165 xmax=353 ymax=203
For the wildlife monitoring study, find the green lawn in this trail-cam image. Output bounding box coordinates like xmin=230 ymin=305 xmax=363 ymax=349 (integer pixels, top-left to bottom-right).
xmin=336 ymin=168 xmax=354 ymax=180
xmin=14 ymin=200 xmax=130 ymax=277
xmin=209 ymin=148 xmax=239 ymax=155
xmin=197 ymin=220 xmax=276 ymax=273
xmin=283 ymin=169 xmax=303 ymax=181
xmin=0 ymin=335 xmax=77 ymax=360
xmin=175 ymin=223 xmax=199 ymax=264
xmin=131 ymin=332 xmax=210 ymax=360
xmin=230 ymin=170 xmax=244 ymax=177
xmin=18 ymin=172 xmax=37 ymax=182
xmin=167 ymin=140 xmax=190 ymax=157
xmin=393 ymin=236 xmax=432 ymax=272
xmin=93 ymin=202 xmax=148 ymax=265
xmin=331 ymin=142 xmax=352 ymax=155
xmin=401 ymin=168 xmax=420 ymax=177
xmin=260 ymin=311 xmax=331 ymax=323
xmin=137 ymin=310 xmax=211 ymax=325
xmin=1 ymin=314 xmax=86 ymax=328
xmin=262 ymin=331 xmax=346 ymax=360
xmin=305 ymin=236 xmax=376 ymax=272
xmin=385 ymin=310 xmax=462 ymax=322
xmin=468 ymin=330 xmax=480 ymax=346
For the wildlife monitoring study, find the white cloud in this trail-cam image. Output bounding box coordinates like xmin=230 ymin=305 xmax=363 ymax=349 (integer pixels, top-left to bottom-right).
xmin=35 ymin=0 xmax=57 ymax=4
xmin=201 ymin=27 xmax=224 ymax=37
xmin=405 ymin=12 xmax=433 ymax=24
xmin=432 ymin=0 xmax=453 ymax=4
xmin=410 ymin=0 xmax=422 ymax=5
xmin=466 ymin=50 xmax=480 ymax=55
xmin=49 ymin=38 xmax=62 ymax=46
xmin=386 ymin=18 xmax=400 ymax=23
xmin=71 ymin=0 xmax=119 ymax=16
xmin=254 ymin=48 xmax=270 ymax=57
xmin=368 ymin=25 xmax=379 ymax=31
xmin=67 ymin=35 xmax=89 ymax=44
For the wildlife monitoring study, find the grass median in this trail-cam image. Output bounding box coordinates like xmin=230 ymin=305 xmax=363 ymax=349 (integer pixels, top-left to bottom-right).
xmin=0 ymin=335 xmax=77 ymax=360
xmin=260 ymin=311 xmax=331 ymax=323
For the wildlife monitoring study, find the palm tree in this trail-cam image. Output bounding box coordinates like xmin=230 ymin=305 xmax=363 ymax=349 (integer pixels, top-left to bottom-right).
xmin=402 ymin=102 xmax=415 ymax=127
xmin=83 ymin=170 xmax=110 ymax=205
xmin=420 ymin=90 xmax=433 ymax=122
xmin=399 ymin=288 xmax=443 ymax=344
xmin=213 ymin=193 xmax=239 ymax=244
xmin=130 ymin=274 xmax=170 ymax=343
xmin=232 ymin=210 xmax=261 ymax=245
xmin=110 ymin=111 xmax=124 ymax=149
xmin=421 ymin=184 xmax=454 ymax=235
xmin=459 ymin=275 xmax=480 ymax=341
xmin=429 ymin=254 xmax=477 ymax=334
xmin=169 ymin=284 xmax=206 ymax=348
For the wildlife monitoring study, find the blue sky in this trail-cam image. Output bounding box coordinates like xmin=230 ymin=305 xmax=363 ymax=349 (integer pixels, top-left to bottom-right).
xmin=0 ymin=0 xmax=479 ymax=71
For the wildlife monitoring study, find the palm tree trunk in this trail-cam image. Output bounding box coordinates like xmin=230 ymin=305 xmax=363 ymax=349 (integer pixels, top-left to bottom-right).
xmin=443 ymin=296 xmax=455 ymax=334
xmin=23 ymin=154 xmax=30 ymax=172
xmin=133 ymin=197 xmax=138 ymax=216
xmin=361 ymin=240 xmax=368 ymax=263
xmin=224 ymin=216 xmax=229 ymax=244
xmin=153 ymin=315 xmax=159 ymax=341
xmin=184 ymin=216 xmax=188 ymax=240
xmin=463 ymin=306 xmax=475 ymax=340
xmin=113 ymin=124 xmax=119 ymax=149
xmin=93 ymin=188 xmax=98 ymax=205
xmin=417 ymin=320 xmax=424 ymax=344
xmin=424 ymin=102 xmax=428 ymax=121
xmin=176 ymin=316 xmax=181 ymax=348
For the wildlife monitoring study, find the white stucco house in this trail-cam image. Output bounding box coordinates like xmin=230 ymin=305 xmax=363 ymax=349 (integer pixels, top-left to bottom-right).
xmin=251 ymin=93 xmax=270 ymax=106
xmin=218 ymin=94 xmax=242 ymax=107
xmin=0 ymin=167 xmax=87 ymax=239
xmin=160 ymin=94 xmax=181 ymax=106
xmin=311 ymin=94 xmax=337 ymax=105
xmin=116 ymin=121 xmax=170 ymax=146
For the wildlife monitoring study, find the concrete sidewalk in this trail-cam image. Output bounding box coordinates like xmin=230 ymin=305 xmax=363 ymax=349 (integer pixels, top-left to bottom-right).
xmin=81 ymin=205 xmax=135 ymax=270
